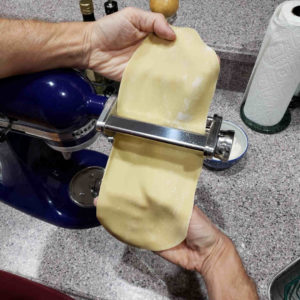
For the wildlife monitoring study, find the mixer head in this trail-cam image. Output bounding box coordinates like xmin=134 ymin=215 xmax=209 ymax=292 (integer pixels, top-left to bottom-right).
xmin=0 ymin=69 xmax=107 ymax=154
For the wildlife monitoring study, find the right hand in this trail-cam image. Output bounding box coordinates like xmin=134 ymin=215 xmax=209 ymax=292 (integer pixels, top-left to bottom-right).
xmin=156 ymin=205 xmax=230 ymax=274
xmin=157 ymin=206 xmax=259 ymax=299
xmin=94 ymin=197 xmax=228 ymax=274
xmin=94 ymin=200 xmax=258 ymax=298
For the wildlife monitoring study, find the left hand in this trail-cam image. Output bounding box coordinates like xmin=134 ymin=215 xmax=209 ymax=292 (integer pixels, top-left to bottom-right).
xmin=85 ymin=7 xmax=176 ymax=81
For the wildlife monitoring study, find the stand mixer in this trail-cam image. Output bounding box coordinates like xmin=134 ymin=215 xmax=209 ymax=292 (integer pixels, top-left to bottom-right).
xmin=0 ymin=68 xmax=234 ymax=229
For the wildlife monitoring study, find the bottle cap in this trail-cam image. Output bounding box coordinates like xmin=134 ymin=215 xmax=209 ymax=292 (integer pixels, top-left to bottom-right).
xmin=104 ymin=0 xmax=118 ymax=15
xmin=80 ymin=0 xmax=94 ymax=15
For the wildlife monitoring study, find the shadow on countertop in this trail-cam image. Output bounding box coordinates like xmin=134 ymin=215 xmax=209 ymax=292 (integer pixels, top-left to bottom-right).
xmin=118 ymin=246 xmax=206 ymax=300
xmin=37 ymin=223 xmax=207 ymax=300
xmin=35 ymin=169 xmax=243 ymax=299
xmin=195 ymin=184 xmax=226 ymax=230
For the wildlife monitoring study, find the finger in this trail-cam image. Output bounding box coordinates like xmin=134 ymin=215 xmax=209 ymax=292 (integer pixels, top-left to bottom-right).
xmin=150 ymin=12 xmax=176 ymax=40
xmin=125 ymin=7 xmax=176 ymax=41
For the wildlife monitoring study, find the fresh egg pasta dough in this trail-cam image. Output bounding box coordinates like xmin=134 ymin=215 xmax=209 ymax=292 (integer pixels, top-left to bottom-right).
xmin=97 ymin=27 xmax=219 ymax=251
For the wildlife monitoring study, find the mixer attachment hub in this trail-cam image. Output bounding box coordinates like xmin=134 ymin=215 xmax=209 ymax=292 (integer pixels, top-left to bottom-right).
xmin=69 ymin=166 xmax=104 ymax=208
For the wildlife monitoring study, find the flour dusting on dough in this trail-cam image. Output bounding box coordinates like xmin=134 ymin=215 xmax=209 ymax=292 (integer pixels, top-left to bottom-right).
xmin=177 ymin=112 xmax=191 ymax=121
xmin=184 ymin=98 xmax=191 ymax=110
xmin=206 ymin=45 xmax=214 ymax=52
xmin=192 ymin=77 xmax=203 ymax=88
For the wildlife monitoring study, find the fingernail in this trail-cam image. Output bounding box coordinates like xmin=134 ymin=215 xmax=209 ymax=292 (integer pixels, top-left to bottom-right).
xmin=168 ymin=27 xmax=176 ymax=40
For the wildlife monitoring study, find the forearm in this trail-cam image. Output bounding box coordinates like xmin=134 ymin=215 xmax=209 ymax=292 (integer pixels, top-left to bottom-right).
xmin=201 ymin=236 xmax=258 ymax=300
xmin=0 ymin=19 xmax=91 ymax=78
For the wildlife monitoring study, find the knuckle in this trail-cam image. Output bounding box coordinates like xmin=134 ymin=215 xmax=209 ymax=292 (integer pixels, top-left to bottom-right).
xmin=155 ymin=12 xmax=166 ymax=21
xmin=123 ymin=7 xmax=136 ymax=14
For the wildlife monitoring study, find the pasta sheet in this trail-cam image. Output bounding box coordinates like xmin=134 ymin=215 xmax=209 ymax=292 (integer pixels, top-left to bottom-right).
xmin=97 ymin=27 xmax=219 ymax=251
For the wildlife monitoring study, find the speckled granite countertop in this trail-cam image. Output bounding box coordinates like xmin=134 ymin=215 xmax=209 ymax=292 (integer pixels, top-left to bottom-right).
xmin=0 ymin=1 xmax=299 ymax=299
xmin=0 ymin=0 xmax=286 ymax=56
xmin=0 ymin=0 xmax=288 ymax=93
xmin=0 ymin=89 xmax=299 ymax=300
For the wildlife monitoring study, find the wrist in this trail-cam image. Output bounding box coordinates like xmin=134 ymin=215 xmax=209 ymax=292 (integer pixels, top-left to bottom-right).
xmin=192 ymin=231 xmax=230 ymax=275
xmin=85 ymin=20 xmax=108 ymax=73
xmin=198 ymin=233 xmax=232 ymax=275
xmin=58 ymin=22 xmax=93 ymax=70
xmin=80 ymin=22 xmax=94 ymax=70
xmin=200 ymin=235 xmax=258 ymax=300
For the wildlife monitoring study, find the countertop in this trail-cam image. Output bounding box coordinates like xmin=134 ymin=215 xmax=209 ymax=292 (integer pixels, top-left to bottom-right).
xmin=0 ymin=0 xmax=288 ymax=93
xmin=0 ymin=89 xmax=299 ymax=300
xmin=0 ymin=1 xmax=299 ymax=298
xmin=0 ymin=0 xmax=286 ymax=56
xmin=0 ymin=0 xmax=289 ymax=93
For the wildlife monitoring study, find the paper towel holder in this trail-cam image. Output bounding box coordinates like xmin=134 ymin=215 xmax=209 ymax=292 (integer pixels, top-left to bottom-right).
xmin=240 ymin=2 xmax=300 ymax=134
xmin=240 ymin=85 xmax=299 ymax=134
xmin=240 ymin=102 xmax=291 ymax=134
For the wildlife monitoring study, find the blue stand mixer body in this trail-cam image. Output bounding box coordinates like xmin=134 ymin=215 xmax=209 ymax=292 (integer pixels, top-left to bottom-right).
xmin=0 ymin=69 xmax=109 ymax=229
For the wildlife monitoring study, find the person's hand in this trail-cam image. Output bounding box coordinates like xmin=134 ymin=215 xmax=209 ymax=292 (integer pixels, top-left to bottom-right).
xmin=85 ymin=7 xmax=176 ymax=81
xmin=157 ymin=206 xmax=258 ymax=299
xmin=94 ymin=197 xmax=228 ymax=275
xmin=94 ymin=197 xmax=258 ymax=298
xmin=156 ymin=205 xmax=229 ymax=274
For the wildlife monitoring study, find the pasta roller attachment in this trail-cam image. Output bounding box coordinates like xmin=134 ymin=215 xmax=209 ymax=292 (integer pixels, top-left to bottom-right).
xmin=96 ymin=95 xmax=234 ymax=161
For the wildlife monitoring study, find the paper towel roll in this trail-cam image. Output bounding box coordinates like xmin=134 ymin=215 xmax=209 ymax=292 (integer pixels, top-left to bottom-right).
xmin=243 ymin=0 xmax=300 ymax=128
xmin=295 ymin=83 xmax=300 ymax=96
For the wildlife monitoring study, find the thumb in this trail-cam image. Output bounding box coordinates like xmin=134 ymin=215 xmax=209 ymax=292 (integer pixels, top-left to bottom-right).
xmin=126 ymin=7 xmax=176 ymax=41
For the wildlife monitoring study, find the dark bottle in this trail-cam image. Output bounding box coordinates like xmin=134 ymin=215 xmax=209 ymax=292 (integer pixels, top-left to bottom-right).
xmin=104 ymin=0 xmax=118 ymax=15
xmin=79 ymin=0 xmax=107 ymax=94
xmin=80 ymin=0 xmax=96 ymax=21
xmin=101 ymin=0 xmax=120 ymax=96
